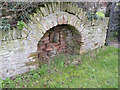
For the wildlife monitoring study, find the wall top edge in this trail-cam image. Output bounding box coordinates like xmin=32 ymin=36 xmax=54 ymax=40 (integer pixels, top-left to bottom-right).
xmin=0 ymin=0 xmax=119 ymax=2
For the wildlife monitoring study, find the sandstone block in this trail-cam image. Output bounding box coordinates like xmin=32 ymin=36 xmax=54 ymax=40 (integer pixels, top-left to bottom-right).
xmin=22 ymin=27 xmax=29 ymax=35
xmin=45 ymin=17 xmax=54 ymax=29
xmin=47 ymin=4 xmax=53 ymax=14
xmin=12 ymin=28 xmax=17 ymax=40
xmin=52 ymin=3 xmax=57 ymax=13
xmin=56 ymin=13 xmax=64 ymax=25
xmin=57 ymin=2 xmax=61 ymax=12
xmin=77 ymin=8 xmax=84 ymax=19
xmin=36 ymin=9 xmax=44 ymax=19
xmin=71 ymin=3 xmax=78 ymax=14
xmin=63 ymin=13 xmax=68 ymax=24
xmin=69 ymin=15 xmax=79 ymax=26
xmin=74 ymin=20 xmax=82 ymax=31
xmin=40 ymin=7 xmax=49 ymax=17
xmin=66 ymin=3 xmax=73 ymax=13
xmin=60 ymin=2 xmax=68 ymax=11
xmin=0 ymin=30 xmax=2 ymax=41
xmin=40 ymin=19 xmax=50 ymax=31
xmin=67 ymin=14 xmax=72 ymax=25
xmin=36 ymin=23 xmax=46 ymax=34
xmin=49 ymin=14 xmax=58 ymax=27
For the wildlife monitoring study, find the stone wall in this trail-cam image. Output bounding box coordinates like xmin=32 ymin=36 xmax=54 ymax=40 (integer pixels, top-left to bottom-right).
xmin=0 ymin=2 xmax=109 ymax=80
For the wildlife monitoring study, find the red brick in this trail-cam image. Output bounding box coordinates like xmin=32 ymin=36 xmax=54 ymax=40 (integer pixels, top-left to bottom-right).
xmin=54 ymin=45 xmax=60 ymax=50
xmin=46 ymin=43 xmax=52 ymax=47
xmin=43 ymin=40 xmax=49 ymax=44
xmin=52 ymin=43 xmax=59 ymax=46
xmin=40 ymin=45 xmax=46 ymax=49
xmin=45 ymin=46 xmax=53 ymax=52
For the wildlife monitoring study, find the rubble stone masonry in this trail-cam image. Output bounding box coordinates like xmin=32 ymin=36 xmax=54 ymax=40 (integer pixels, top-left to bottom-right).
xmin=0 ymin=3 xmax=109 ymax=80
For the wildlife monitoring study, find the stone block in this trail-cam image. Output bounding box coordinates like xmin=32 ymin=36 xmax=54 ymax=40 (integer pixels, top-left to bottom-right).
xmin=22 ymin=27 xmax=29 ymax=36
xmin=55 ymin=3 xmax=61 ymax=12
xmin=67 ymin=14 xmax=72 ymax=25
xmin=66 ymin=3 xmax=73 ymax=13
xmin=12 ymin=28 xmax=17 ymax=40
xmin=40 ymin=7 xmax=49 ymax=17
xmin=62 ymin=13 xmax=68 ymax=24
xmin=60 ymin=2 xmax=68 ymax=11
xmin=31 ymin=18 xmax=39 ymax=25
xmin=47 ymin=4 xmax=53 ymax=14
xmin=69 ymin=15 xmax=79 ymax=26
xmin=8 ymin=29 xmax=13 ymax=40
xmin=49 ymin=14 xmax=58 ymax=27
xmin=80 ymin=12 xmax=87 ymax=21
xmin=26 ymin=24 xmax=34 ymax=32
xmin=29 ymin=15 xmax=34 ymax=21
xmin=41 ymin=37 xmax=49 ymax=42
xmin=71 ymin=3 xmax=78 ymax=14
xmin=74 ymin=20 xmax=82 ymax=31
xmin=28 ymin=30 xmax=41 ymax=42
xmin=0 ymin=30 xmax=2 ymax=41
xmin=52 ymin=3 xmax=57 ymax=13
xmin=36 ymin=9 xmax=44 ymax=19
xmin=16 ymin=29 xmax=22 ymax=39
xmin=36 ymin=23 xmax=46 ymax=34
xmin=41 ymin=18 xmax=51 ymax=31
xmin=75 ymin=8 xmax=81 ymax=17
xmin=45 ymin=17 xmax=54 ymax=29
xmin=33 ymin=24 xmax=44 ymax=36
xmin=77 ymin=8 xmax=84 ymax=19
xmin=56 ymin=12 xmax=64 ymax=25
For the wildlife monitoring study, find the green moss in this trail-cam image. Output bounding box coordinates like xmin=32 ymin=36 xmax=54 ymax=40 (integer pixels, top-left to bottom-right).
xmin=25 ymin=59 xmax=39 ymax=67
xmin=26 ymin=51 xmax=39 ymax=66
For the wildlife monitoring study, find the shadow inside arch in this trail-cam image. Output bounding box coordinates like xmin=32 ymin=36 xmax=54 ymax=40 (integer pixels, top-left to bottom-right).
xmin=37 ymin=24 xmax=82 ymax=66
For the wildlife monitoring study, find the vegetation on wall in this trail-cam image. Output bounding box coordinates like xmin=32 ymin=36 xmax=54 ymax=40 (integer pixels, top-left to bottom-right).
xmin=17 ymin=20 xmax=26 ymax=30
xmin=0 ymin=2 xmax=44 ymax=30
xmin=0 ymin=2 xmax=111 ymax=30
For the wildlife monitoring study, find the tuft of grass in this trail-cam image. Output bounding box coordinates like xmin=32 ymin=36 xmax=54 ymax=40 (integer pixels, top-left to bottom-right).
xmin=1 ymin=46 xmax=119 ymax=88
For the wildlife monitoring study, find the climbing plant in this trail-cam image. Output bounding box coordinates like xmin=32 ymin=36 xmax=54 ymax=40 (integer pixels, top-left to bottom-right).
xmin=96 ymin=11 xmax=105 ymax=19
xmin=0 ymin=2 xmax=43 ymax=30
xmin=17 ymin=20 xmax=26 ymax=30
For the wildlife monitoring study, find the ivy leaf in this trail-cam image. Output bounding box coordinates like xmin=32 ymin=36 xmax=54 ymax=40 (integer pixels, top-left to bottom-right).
xmin=17 ymin=21 xmax=20 ymax=25
xmin=17 ymin=20 xmax=26 ymax=29
xmin=96 ymin=11 xmax=105 ymax=18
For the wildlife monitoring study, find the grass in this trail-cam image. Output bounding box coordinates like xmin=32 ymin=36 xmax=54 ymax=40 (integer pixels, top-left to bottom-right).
xmin=0 ymin=46 xmax=119 ymax=88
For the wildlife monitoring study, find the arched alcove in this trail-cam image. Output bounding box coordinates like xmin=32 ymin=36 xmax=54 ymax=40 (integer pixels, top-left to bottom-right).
xmin=37 ymin=24 xmax=82 ymax=63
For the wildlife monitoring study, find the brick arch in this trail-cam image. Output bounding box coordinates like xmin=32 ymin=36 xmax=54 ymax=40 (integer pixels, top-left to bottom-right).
xmin=26 ymin=12 xmax=86 ymax=47
xmin=22 ymin=2 xmax=88 ymax=53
